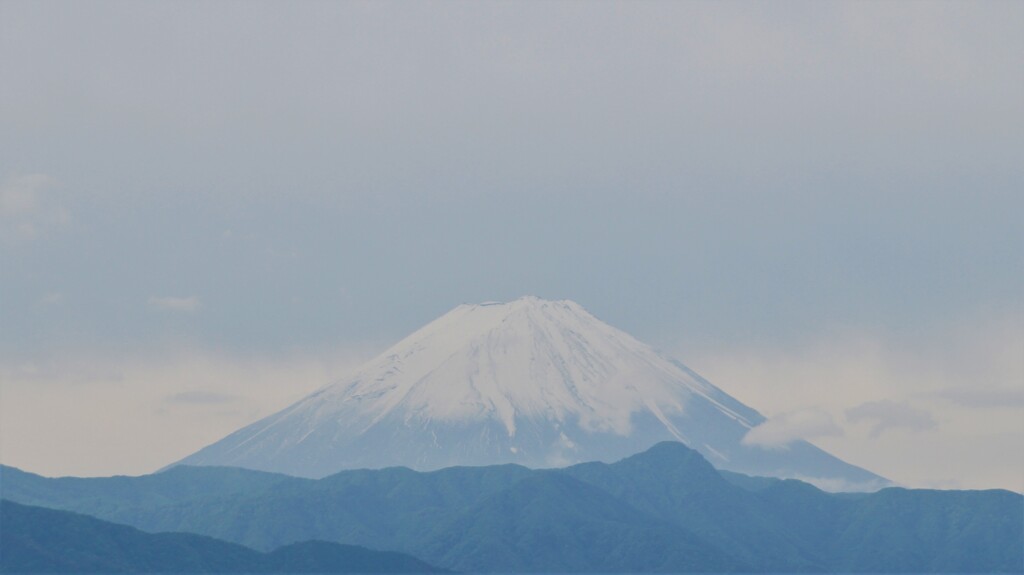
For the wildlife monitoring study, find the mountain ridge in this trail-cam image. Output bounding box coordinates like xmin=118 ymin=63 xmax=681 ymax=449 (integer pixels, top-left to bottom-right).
xmin=3 ymin=442 xmax=1020 ymax=573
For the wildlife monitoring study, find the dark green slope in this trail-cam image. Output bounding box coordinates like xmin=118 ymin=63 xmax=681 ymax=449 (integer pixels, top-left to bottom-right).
xmin=564 ymin=441 xmax=823 ymax=570
xmin=1 ymin=499 xmax=256 ymax=573
xmin=829 ymin=487 xmax=1024 ymax=573
xmin=0 ymin=499 xmax=442 ymax=573
xmin=750 ymin=478 xmax=857 ymax=552
xmin=719 ymin=468 xmax=792 ymax=491
xmin=265 ymin=540 xmax=445 ymax=574
xmin=419 ymin=471 xmax=739 ymax=572
xmin=0 ymin=463 xmax=536 ymax=554
xmin=291 ymin=463 xmax=538 ymax=553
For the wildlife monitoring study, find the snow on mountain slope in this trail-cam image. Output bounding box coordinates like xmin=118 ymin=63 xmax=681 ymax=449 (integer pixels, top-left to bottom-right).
xmin=171 ymin=297 xmax=888 ymax=490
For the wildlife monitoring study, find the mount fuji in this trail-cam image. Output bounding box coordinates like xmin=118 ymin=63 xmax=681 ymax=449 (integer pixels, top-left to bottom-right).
xmin=171 ymin=297 xmax=887 ymax=491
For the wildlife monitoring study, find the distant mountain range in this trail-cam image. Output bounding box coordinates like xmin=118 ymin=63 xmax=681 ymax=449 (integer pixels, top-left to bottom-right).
xmin=172 ymin=296 xmax=886 ymax=490
xmin=0 ymin=500 xmax=442 ymax=573
xmin=3 ymin=442 xmax=1020 ymax=573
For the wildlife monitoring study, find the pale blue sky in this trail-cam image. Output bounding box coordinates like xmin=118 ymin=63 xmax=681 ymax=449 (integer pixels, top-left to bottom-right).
xmin=1 ymin=1 xmax=1022 ymax=489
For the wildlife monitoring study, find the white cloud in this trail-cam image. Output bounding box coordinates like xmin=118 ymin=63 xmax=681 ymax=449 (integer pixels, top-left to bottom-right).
xmin=0 ymin=173 xmax=67 ymax=243
xmin=0 ymin=174 xmax=50 ymax=216
xmin=149 ymin=296 xmax=201 ymax=312
xmin=679 ymin=312 xmax=1024 ymax=491
xmin=788 ymin=474 xmax=892 ymax=494
xmin=742 ymin=408 xmax=843 ymax=449
xmin=846 ymin=400 xmax=937 ymax=438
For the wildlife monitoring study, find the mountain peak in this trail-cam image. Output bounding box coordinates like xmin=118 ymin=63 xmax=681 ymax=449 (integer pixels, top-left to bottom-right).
xmin=337 ymin=295 xmax=752 ymax=444
xmin=613 ymin=441 xmax=723 ymax=482
xmin=453 ymin=295 xmax=575 ymax=312
xmin=467 ymin=295 xmax=563 ymax=307
xmin=174 ymin=298 xmax=888 ymax=490
xmin=412 ymin=296 xmax=595 ymax=352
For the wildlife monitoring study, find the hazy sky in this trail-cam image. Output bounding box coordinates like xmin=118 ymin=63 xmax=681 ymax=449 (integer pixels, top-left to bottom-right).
xmin=2 ymin=1 xmax=1021 ymax=491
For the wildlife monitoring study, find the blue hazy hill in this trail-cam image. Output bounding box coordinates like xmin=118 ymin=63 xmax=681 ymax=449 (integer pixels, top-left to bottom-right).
xmin=2 ymin=442 xmax=1020 ymax=572
xmin=0 ymin=499 xmax=442 ymax=573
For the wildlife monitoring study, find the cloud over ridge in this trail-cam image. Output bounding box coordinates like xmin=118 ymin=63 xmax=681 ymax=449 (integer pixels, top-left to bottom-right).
xmin=742 ymin=408 xmax=843 ymax=450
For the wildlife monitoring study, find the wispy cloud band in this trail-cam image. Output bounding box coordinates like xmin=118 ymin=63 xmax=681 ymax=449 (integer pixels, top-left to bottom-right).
xmin=149 ymin=296 xmax=201 ymax=312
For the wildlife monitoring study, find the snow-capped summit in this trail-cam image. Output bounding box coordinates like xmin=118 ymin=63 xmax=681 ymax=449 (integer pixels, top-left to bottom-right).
xmin=171 ymin=297 xmax=887 ymax=490
xmin=324 ymin=296 xmax=754 ymax=442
